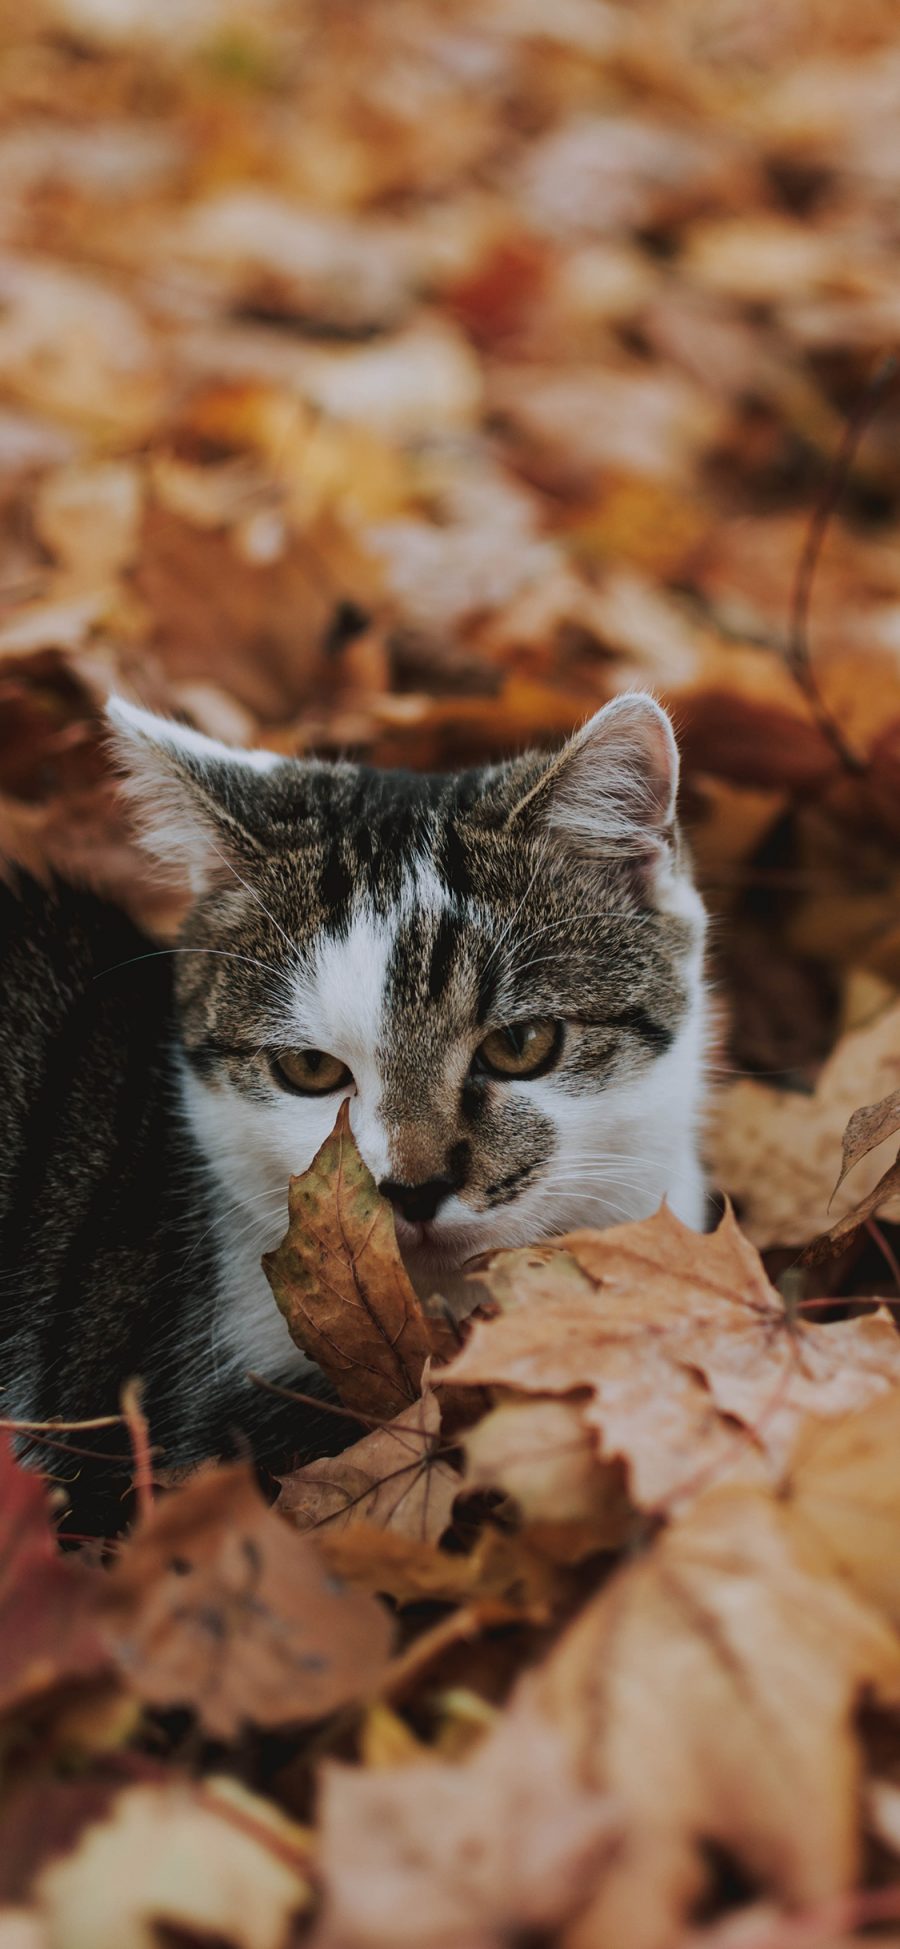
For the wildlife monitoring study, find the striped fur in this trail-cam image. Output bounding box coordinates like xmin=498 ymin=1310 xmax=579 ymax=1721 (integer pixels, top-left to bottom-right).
xmin=0 ymin=695 xmax=709 ymax=1515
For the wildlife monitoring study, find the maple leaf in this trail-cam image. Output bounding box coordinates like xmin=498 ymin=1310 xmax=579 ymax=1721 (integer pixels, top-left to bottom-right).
xmin=101 ymin=1461 xmax=392 ymax=1740
xmin=532 ymin=1490 xmax=900 ymax=1949
xmin=462 ymin=1395 xmax=634 ymax=1559
xmin=784 ymin=1385 xmax=900 ymax=1624
xmin=443 ymin=1205 xmax=900 ymax=1511
xmin=0 ymin=1435 xmax=110 ymax=1721
xmin=277 ymin=1386 xmax=459 ymax=1542
xmin=263 ymin=1102 xmax=459 ymax=1422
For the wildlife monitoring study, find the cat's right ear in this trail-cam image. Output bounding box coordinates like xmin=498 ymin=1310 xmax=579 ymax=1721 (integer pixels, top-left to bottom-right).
xmin=106 ymin=698 xmax=284 ymax=895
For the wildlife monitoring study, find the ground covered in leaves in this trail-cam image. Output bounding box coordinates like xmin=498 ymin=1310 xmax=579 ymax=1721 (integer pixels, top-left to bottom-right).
xmin=7 ymin=0 xmax=900 ymax=1944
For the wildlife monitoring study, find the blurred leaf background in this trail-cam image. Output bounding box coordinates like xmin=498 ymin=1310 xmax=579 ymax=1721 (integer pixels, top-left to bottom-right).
xmin=4 ymin=0 xmax=900 ymax=1246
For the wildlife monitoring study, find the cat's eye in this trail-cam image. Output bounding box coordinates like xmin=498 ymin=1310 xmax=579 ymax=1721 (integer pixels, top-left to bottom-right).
xmin=474 ymin=1018 xmax=562 ymax=1079
xmin=271 ymin=1048 xmax=353 ymax=1095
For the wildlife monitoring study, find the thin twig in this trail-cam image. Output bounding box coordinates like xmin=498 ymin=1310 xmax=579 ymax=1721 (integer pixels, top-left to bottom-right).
xmin=0 ymin=1411 xmax=125 ymax=1432
xmin=246 ymin=1370 xmax=387 ymax=1429
xmin=120 ymin=1378 xmax=155 ymax=1523
xmin=787 ymin=351 xmax=897 ymax=776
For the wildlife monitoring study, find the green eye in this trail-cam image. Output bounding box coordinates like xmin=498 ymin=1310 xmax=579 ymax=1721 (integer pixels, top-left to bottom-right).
xmin=271 ymin=1049 xmax=353 ymax=1095
xmin=474 ymin=1019 xmax=562 ymax=1079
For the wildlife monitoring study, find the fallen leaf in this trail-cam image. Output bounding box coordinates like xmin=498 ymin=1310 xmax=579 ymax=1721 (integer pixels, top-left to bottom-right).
xmin=31 ymin=1776 xmax=312 ymax=1949
xmin=534 ymin=1491 xmax=900 ymax=1949
xmin=0 ymin=255 xmax=162 ymax=435
xmin=784 ymin=1385 xmax=900 ymax=1624
xmin=0 ymin=1435 xmax=110 ymax=1721
xmin=175 ymin=188 xmax=415 ymax=332
xmin=316 ymin=1523 xmax=563 ymax=1612
xmin=834 ymin=1083 xmax=900 ymax=1197
xmin=805 ymin=1074 xmax=900 ymax=1258
xmin=461 ymin=1394 xmax=633 ymax=1558
xmin=314 ymin=1699 xmax=616 ymax=1949
xmin=263 ymin=1102 xmax=459 ymax=1423
xmin=278 ymin=1387 xmax=459 ymax=1542
xmin=712 ymin=1000 xmax=900 ymax=1249
xmin=806 ymin=1153 xmax=900 ymax=1262
xmin=33 ymin=461 xmax=142 ymax=591
xmin=442 ymin=1205 xmax=900 ymax=1511
xmin=101 ymin=1461 xmax=392 ymax=1739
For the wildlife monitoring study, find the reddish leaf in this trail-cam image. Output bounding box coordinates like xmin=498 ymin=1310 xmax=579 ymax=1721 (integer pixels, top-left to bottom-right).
xmin=0 ymin=1436 xmax=109 ymax=1721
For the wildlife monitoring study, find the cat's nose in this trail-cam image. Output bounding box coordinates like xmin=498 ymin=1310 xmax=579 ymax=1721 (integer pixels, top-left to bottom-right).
xmin=379 ymin=1176 xmax=456 ymax=1224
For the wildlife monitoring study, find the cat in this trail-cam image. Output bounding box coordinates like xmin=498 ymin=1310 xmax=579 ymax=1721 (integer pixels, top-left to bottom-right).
xmin=0 ymin=691 xmax=709 ymax=1511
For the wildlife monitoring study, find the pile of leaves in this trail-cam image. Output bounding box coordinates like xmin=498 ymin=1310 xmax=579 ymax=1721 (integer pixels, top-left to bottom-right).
xmin=8 ymin=0 xmax=900 ymax=1942
xmin=10 ymin=1107 xmax=900 ymax=1948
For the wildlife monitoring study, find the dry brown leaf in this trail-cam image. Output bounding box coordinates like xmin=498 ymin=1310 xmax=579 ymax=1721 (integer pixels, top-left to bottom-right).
xmin=0 ymin=1434 xmax=110 ymax=1721
xmin=175 ymin=189 xmax=415 ymax=333
xmin=784 ymin=1385 xmax=900 ymax=1623
xmin=712 ymin=1000 xmax=900 ymax=1250
xmin=443 ymin=1205 xmax=900 ymax=1511
xmin=30 ymin=1776 xmax=312 ymax=1949
xmin=835 ymin=1082 xmax=900 ymax=1195
xmin=806 ymin=1155 xmax=900 ymax=1262
xmin=0 ymin=1918 xmax=45 ymax=1949
xmin=278 ymin=1387 xmax=459 ymax=1542
xmin=535 ymin=1491 xmax=900 ymax=1949
xmin=101 ymin=1462 xmax=392 ymax=1739
xmin=805 ymin=1075 xmax=900 ymax=1259
xmin=10 ymin=5 xmax=900 ymax=1943
xmin=316 ymin=1522 xmax=563 ymax=1612
xmin=461 ymin=1395 xmax=633 ymax=1558
xmin=263 ymin=1102 xmax=459 ymax=1422
xmin=314 ymin=1699 xmax=617 ymax=1949
xmin=33 ymin=462 xmax=142 ymax=591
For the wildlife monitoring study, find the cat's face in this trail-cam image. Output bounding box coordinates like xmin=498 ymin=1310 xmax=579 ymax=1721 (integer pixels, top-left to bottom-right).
xmin=109 ymin=695 xmax=709 ymax=1291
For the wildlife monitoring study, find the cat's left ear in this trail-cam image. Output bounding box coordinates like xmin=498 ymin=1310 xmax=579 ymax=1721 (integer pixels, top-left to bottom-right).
xmin=509 ymin=692 xmax=679 ymax=867
xmin=106 ymin=697 xmax=288 ymax=895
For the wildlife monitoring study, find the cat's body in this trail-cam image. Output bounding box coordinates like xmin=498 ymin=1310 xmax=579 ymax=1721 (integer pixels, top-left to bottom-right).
xmin=0 ymin=694 xmax=709 ymax=1508
xmin=0 ymin=874 xmax=318 ymax=1470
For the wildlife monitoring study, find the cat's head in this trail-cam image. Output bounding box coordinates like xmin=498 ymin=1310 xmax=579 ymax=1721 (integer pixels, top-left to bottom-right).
xmin=108 ymin=694 xmax=708 ymax=1286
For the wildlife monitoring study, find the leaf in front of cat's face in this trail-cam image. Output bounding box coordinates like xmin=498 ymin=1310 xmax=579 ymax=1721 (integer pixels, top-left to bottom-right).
xmin=442 ymin=1204 xmax=900 ymax=1513
xmin=262 ymin=1100 xmax=460 ymax=1422
xmin=101 ymin=1460 xmax=392 ymax=1740
xmin=0 ymin=1435 xmax=111 ymax=1722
